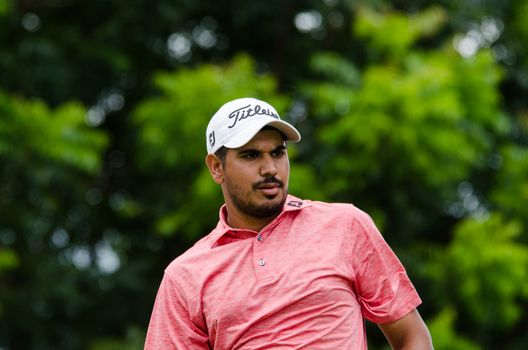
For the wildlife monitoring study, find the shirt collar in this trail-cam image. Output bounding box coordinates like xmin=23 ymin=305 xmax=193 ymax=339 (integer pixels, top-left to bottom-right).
xmin=209 ymin=194 xmax=310 ymax=248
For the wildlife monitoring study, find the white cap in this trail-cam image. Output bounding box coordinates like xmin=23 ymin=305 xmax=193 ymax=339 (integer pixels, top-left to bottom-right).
xmin=206 ymin=97 xmax=301 ymax=155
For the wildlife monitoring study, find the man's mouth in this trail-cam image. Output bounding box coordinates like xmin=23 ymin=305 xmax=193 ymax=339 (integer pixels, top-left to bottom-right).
xmin=254 ymin=178 xmax=283 ymax=196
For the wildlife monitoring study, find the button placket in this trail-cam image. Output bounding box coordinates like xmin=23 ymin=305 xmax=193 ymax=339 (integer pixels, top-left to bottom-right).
xmin=257 ymin=235 xmax=265 ymax=267
xmin=252 ymin=231 xmax=273 ymax=283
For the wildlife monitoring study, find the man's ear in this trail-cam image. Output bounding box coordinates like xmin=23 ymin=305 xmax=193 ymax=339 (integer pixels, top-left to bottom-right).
xmin=205 ymin=154 xmax=224 ymax=184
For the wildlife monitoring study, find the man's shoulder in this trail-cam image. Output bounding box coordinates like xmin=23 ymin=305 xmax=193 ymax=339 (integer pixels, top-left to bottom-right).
xmin=164 ymin=232 xmax=215 ymax=277
xmin=291 ymin=196 xmax=375 ymax=231
xmin=295 ymin=196 xmax=366 ymax=217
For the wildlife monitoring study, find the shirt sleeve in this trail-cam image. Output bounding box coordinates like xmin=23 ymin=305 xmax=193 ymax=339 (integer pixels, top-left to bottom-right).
xmin=144 ymin=272 xmax=210 ymax=349
xmin=347 ymin=208 xmax=422 ymax=324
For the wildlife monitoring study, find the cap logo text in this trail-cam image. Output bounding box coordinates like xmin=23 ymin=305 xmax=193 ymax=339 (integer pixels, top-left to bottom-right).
xmin=228 ymin=104 xmax=279 ymax=129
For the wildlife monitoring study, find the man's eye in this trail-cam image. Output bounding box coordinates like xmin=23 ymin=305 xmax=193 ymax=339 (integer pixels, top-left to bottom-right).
xmin=242 ymin=153 xmax=258 ymax=159
xmin=272 ymin=150 xmax=285 ymax=157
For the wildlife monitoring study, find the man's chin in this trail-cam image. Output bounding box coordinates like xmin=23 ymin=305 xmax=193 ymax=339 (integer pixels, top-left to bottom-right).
xmin=253 ymin=205 xmax=283 ymax=218
xmin=260 ymin=190 xmax=286 ymax=204
xmin=251 ymin=194 xmax=286 ymax=218
xmin=229 ymin=189 xmax=287 ymax=219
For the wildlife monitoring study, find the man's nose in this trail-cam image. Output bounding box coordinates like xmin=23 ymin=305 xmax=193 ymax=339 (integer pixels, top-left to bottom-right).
xmin=260 ymin=154 xmax=278 ymax=177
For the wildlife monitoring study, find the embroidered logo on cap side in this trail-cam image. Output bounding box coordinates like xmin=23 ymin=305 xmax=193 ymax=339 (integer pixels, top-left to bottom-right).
xmin=209 ymin=131 xmax=215 ymax=147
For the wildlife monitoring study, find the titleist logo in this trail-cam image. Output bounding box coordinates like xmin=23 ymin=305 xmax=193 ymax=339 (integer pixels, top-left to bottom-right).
xmin=228 ymin=104 xmax=279 ymax=128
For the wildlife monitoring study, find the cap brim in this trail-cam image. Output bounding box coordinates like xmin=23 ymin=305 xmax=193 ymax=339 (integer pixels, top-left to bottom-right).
xmin=224 ymin=119 xmax=301 ymax=149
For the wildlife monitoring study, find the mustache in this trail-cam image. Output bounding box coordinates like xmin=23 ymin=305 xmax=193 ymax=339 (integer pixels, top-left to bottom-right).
xmin=253 ymin=176 xmax=283 ymax=189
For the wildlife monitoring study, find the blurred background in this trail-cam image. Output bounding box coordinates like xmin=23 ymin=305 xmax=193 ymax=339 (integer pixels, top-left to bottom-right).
xmin=1 ymin=0 xmax=528 ymax=349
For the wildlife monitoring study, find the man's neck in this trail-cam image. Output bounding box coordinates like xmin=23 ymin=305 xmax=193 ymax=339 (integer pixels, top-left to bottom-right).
xmin=224 ymin=208 xmax=279 ymax=232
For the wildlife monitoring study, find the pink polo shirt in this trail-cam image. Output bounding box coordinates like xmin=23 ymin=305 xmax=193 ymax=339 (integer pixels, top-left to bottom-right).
xmin=145 ymin=195 xmax=421 ymax=349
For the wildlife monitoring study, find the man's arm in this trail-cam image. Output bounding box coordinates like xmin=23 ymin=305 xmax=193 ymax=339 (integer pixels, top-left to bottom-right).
xmin=145 ymin=273 xmax=210 ymax=349
xmin=378 ymin=309 xmax=433 ymax=350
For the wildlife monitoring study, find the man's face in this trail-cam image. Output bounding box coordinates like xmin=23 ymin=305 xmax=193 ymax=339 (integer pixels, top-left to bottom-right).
xmin=221 ymin=128 xmax=290 ymax=220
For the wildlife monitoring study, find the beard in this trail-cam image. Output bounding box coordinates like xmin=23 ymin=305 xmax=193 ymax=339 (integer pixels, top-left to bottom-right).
xmin=224 ymin=176 xmax=287 ymax=219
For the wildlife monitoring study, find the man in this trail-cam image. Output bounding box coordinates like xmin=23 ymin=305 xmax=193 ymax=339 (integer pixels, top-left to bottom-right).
xmin=145 ymin=97 xmax=433 ymax=349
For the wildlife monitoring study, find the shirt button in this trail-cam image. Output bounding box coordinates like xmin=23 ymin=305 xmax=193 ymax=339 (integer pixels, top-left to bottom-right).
xmin=257 ymin=235 xmax=263 ymax=241
xmin=258 ymin=259 xmax=266 ymax=266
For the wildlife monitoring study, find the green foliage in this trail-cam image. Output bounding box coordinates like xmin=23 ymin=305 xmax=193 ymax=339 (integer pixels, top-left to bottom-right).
xmin=310 ymin=52 xmax=361 ymax=88
xmin=0 ymin=90 xmax=110 ymax=349
xmin=491 ymin=145 xmax=528 ymax=226
xmin=511 ymin=0 xmax=528 ymax=59
xmin=428 ymin=308 xmax=480 ymax=350
xmin=89 ymin=326 xmax=144 ymax=350
xmin=0 ymin=91 xmax=108 ymax=173
xmin=303 ymin=28 xmax=507 ymax=212
xmin=0 ymin=0 xmax=11 ymax=16
xmin=426 ymin=214 xmax=528 ymax=331
xmin=0 ymin=248 xmax=18 ymax=272
xmin=355 ymin=6 xmax=448 ymax=59
xmin=289 ymin=163 xmax=328 ymax=201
